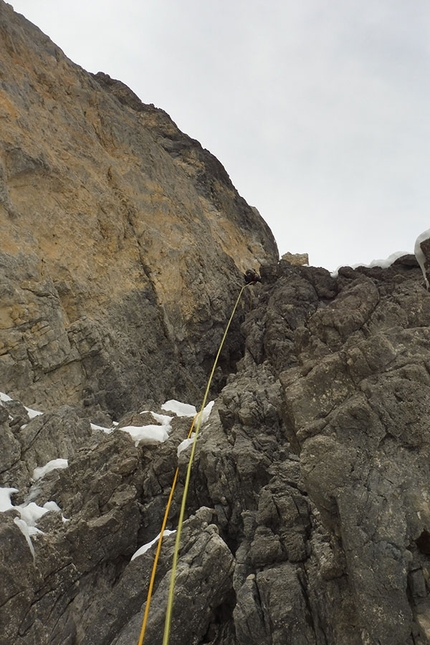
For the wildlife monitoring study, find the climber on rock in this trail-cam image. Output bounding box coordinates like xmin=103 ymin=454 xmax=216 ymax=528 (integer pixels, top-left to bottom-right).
xmin=244 ymin=268 xmax=261 ymax=284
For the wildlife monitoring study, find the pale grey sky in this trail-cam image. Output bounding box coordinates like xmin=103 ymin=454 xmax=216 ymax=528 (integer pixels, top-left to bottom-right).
xmin=10 ymin=0 xmax=430 ymax=270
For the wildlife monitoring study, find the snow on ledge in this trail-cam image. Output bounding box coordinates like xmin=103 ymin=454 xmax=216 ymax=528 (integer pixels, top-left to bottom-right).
xmin=161 ymin=399 xmax=197 ymax=417
xmin=90 ymin=422 xmax=115 ymax=434
xmin=331 ymin=251 xmax=409 ymax=278
xmin=0 ymin=487 xmax=18 ymax=512
xmin=414 ymin=229 xmax=430 ymax=288
xmin=32 ymin=459 xmax=69 ymax=481
xmin=120 ymin=423 xmax=171 ymax=446
xmin=25 ymin=406 xmax=43 ymax=419
xmin=131 ymin=529 xmax=176 ymax=561
xmin=177 ymin=434 xmax=196 ymax=457
xmin=0 ymin=392 xmax=43 ymax=418
xmin=0 ymin=487 xmax=67 ymax=558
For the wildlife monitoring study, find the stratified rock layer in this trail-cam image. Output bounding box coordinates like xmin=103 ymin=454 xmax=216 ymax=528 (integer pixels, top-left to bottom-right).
xmin=0 ymin=1 xmax=277 ymax=417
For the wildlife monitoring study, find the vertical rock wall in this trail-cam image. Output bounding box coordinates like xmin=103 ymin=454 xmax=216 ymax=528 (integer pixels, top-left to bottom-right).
xmin=0 ymin=0 xmax=278 ymax=417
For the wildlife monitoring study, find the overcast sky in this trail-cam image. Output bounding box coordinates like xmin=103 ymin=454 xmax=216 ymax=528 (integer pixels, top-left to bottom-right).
xmin=10 ymin=0 xmax=430 ymax=270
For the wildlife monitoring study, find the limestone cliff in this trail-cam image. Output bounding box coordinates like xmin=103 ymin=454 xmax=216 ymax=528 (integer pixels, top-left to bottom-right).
xmin=0 ymin=1 xmax=277 ymax=417
xmin=2 ymin=4 xmax=430 ymax=645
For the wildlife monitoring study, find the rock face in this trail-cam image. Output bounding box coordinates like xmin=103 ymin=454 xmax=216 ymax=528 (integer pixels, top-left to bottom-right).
xmin=0 ymin=1 xmax=277 ymax=418
xmin=2 ymin=4 xmax=430 ymax=645
xmin=2 ymin=253 xmax=430 ymax=645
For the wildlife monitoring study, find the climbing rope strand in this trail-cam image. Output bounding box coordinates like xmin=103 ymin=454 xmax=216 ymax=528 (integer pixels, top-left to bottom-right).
xmin=161 ymin=284 xmax=246 ymax=645
xmin=137 ymin=468 xmax=178 ymax=645
xmin=137 ymin=418 xmax=196 ymax=645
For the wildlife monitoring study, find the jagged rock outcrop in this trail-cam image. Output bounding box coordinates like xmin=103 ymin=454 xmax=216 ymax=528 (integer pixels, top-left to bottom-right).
xmin=0 ymin=0 xmax=277 ymax=418
xmin=2 ymin=253 xmax=430 ymax=645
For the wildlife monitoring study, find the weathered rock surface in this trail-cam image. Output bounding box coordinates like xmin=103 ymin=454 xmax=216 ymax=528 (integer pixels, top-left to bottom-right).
xmin=2 ymin=253 xmax=430 ymax=645
xmin=0 ymin=0 xmax=277 ymax=418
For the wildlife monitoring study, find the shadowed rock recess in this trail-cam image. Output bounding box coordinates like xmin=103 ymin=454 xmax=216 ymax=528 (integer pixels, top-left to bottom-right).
xmin=1 ymin=4 xmax=430 ymax=645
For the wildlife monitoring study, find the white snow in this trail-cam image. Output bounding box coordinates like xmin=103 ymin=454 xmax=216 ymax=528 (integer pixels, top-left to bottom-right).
xmin=32 ymin=458 xmax=69 ymax=481
xmin=41 ymin=501 xmax=69 ymax=523
xmin=0 ymin=392 xmax=43 ymax=417
xmin=161 ymin=399 xmax=197 ymax=417
xmin=0 ymin=486 xmax=65 ymax=556
xmin=131 ymin=529 xmax=176 ymax=561
xmin=415 ymin=229 xmax=430 ymax=289
xmin=331 ymin=251 xmax=408 ymax=278
xmin=43 ymin=501 xmax=62 ymax=512
xmin=90 ymin=422 xmax=114 ymax=434
xmin=0 ymin=392 xmax=43 ymax=423
xmin=121 ymin=409 xmax=174 ymax=447
xmin=120 ymin=423 xmax=171 ymax=446
xmin=177 ymin=434 xmax=196 ymax=457
xmin=150 ymin=411 xmax=173 ymax=425
xmin=367 ymin=251 xmax=409 ymax=269
xmin=14 ymin=517 xmax=38 ymax=558
xmin=18 ymin=501 xmax=49 ymax=526
xmin=161 ymin=399 xmax=214 ymax=422
xmin=0 ymin=487 xmax=18 ymax=511
xmin=175 ymin=402 xmax=214 ymax=457
xmin=197 ymin=400 xmax=214 ymax=425
xmin=25 ymin=406 xmax=43 ymax=419
xmin=0 ymin=394 xmax=213 ymax=560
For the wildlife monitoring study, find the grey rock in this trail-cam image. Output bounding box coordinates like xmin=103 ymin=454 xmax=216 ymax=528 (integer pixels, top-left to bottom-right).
xmin=18 ymin=406 xmax=92 ymax=474
xmin=0 ymin=404 xmax=22 ymax=474
xmin=2 ymin=257 xmax=430 ymax=645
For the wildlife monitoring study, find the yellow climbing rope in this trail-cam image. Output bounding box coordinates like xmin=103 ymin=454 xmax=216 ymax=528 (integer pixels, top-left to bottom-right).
xmin=137 ymin=283 xmax=247 ymax=645
xmin=136 ymin=421 xmax=193 ymax=645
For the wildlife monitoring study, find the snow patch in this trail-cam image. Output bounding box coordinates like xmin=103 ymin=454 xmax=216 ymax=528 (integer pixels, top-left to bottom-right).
xmin=161 ymin=400 xmax=196 ymax=417
xmin=415 ymin=229 xmax=430 ymax=288
xmin=198 ymin=400 xmax=214 ymax=425
xmin=121 ymin=409 xmax=173 ymax=446
xmin=43 ymin=501 xmax=62 ymax=513
xmin=33 ymin=458 xmax=68 ymax=481
xmin=18 ymin=501 xmax=49 ymax=526
xmin=120 ymin=423 xmax=171 ymax=446
xmin=0 ymin=486 xmax=66 ymax=557
xmin=90 ymin=422 xmax=114 ymax=434
xmin=177 ymin=434 xmax=196 ymax=457
xmin=0 ymin=487 xmax=18 ymax=511
xmin=0 ymin=393 xmax=42 ymax=418
xmin=331 ymin=251 xmax=408 ymax=278
xmin=131 ymin=529 xmax=176 ymax=561
xmin=14 ymin=518 xmax=39 ymax=558
xmin=367 ymin=251 xmax=409 ymax=269
xmin=150 ymin=411 xmax=173 ymax=425
xmin=25 ymin=406 xmax=43 ymax=419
